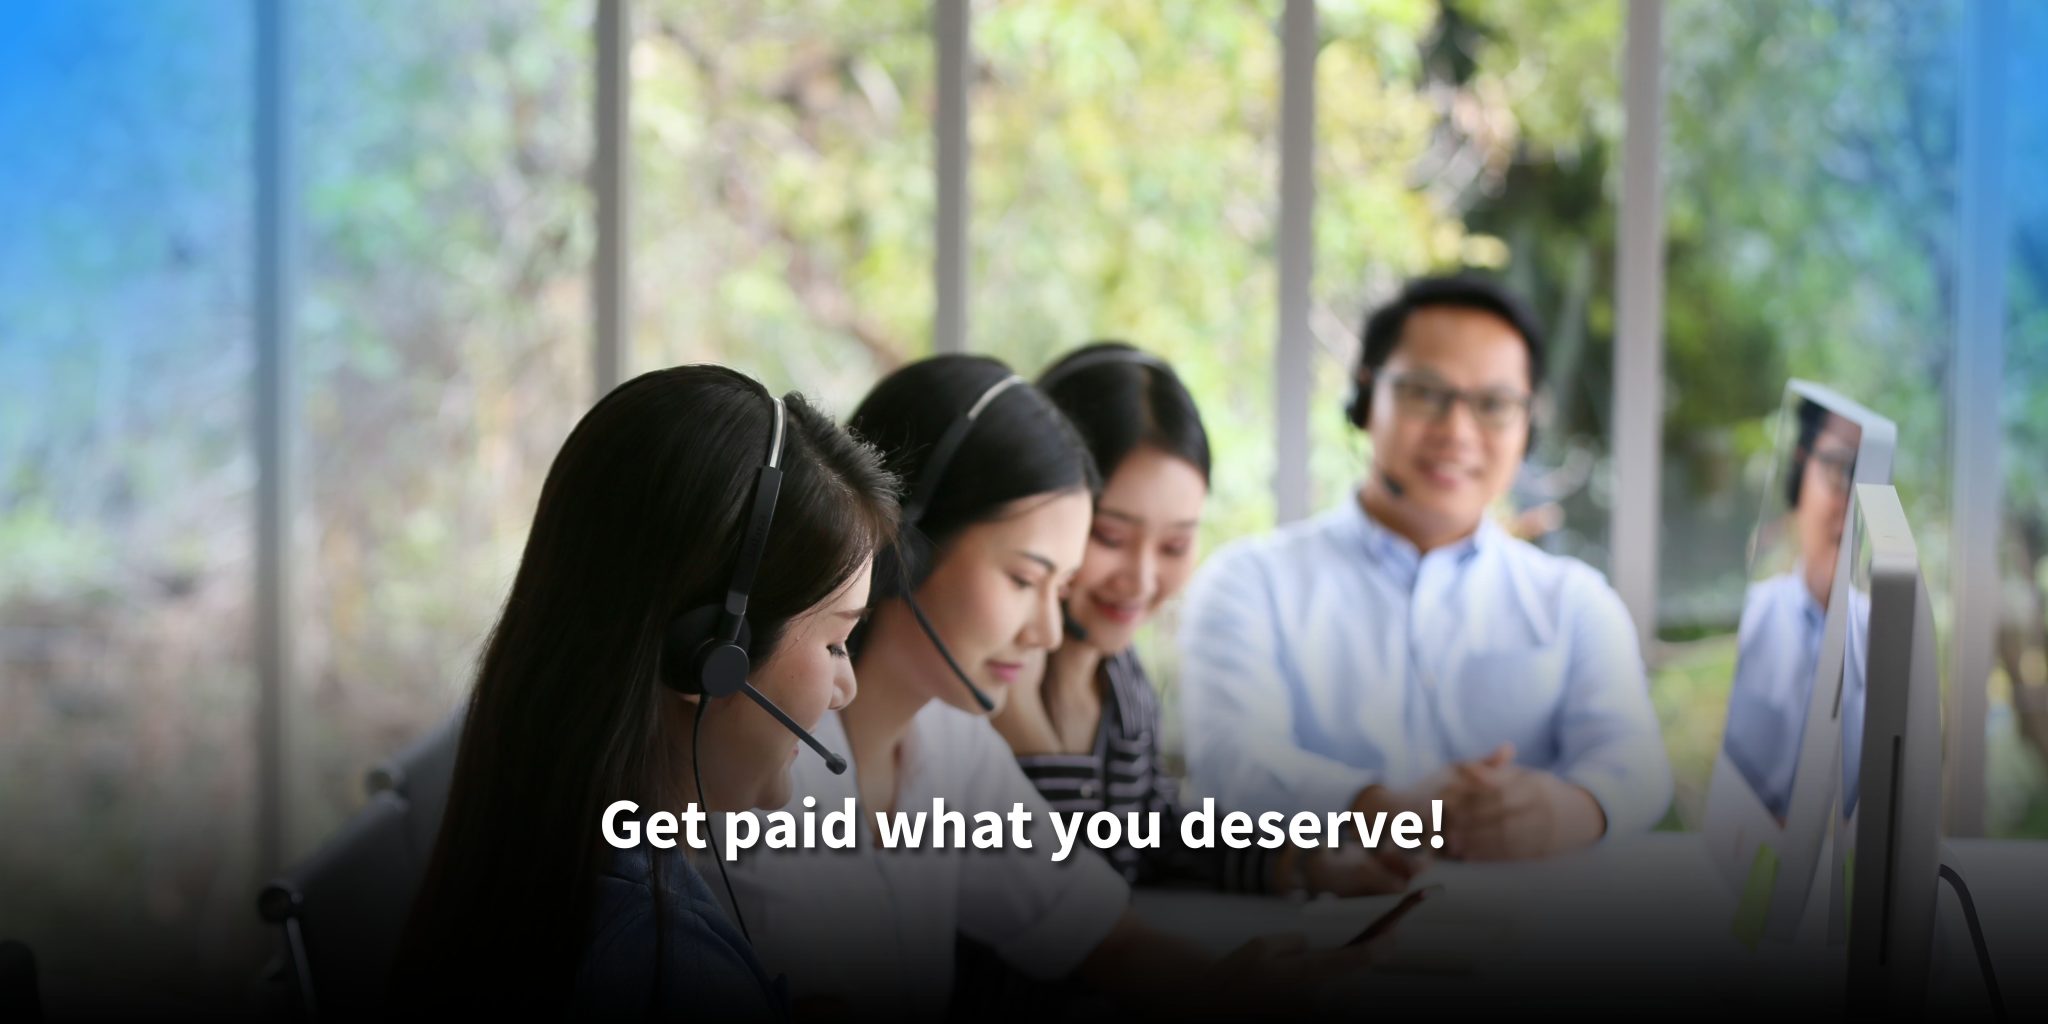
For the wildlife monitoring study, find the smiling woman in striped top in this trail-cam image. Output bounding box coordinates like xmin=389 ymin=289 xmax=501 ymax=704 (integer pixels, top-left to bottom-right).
xmin=991 ymin=341 xmax=1424 ymax=899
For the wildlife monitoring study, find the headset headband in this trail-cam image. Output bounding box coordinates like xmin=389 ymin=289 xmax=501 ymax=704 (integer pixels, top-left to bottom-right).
xmin=1037 ymin=346 xmax=1170 ymax=392
xmin=719 ymin=393 xmax=786 ymax=639
xmin=901 ymin=374 xmax=1025 ymax=525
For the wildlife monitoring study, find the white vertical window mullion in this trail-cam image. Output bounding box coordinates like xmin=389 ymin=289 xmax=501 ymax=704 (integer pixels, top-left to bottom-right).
xmin=1611 ymin=0 xmax=1667 ymax=657
xmin=594 ymin=0 xmax=631 ymax=394
xmin=1274 ymin=0 xmax=1315 ymax=525
xmin=1945 ymin=0 xmax=2009 ymax=838
xmin=935 ymin=0 xmax=970 ymax=354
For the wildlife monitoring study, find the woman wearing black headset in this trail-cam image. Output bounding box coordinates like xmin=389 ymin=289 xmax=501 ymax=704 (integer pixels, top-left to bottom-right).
xmin=724 ymin=355 xmax=1377 ymax=1018
xmin=388 ymin=366 xmax=897 ymax=1017
xmin=992 ymin=342 xmax=1423 ymax=898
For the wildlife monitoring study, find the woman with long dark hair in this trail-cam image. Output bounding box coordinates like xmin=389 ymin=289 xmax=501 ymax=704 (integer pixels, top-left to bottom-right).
xmin=388 ymin=365 xmax=896 ymax=1016
xmin=993 ymin=342 xmax=1422 ymax=897
xmin=724 ymin=354 xmax=1377 ymax=1018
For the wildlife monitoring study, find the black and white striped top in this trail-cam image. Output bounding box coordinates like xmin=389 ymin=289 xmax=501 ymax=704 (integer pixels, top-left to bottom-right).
xmin=1014 ymin=649 xmax=1274 ymax=892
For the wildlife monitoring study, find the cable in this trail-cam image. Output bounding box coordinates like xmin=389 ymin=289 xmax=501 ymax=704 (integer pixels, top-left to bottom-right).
xmin=695 ymin=700 xmax=752 ymax=946
xmin=902 ymin=589 xmax=995 ymax=711
xmin=1937 ymin=862 xmax=2003 ymax=1019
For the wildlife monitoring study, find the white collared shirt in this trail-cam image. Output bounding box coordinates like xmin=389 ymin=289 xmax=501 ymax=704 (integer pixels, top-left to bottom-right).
xmin=722 ymin=699 xmax=1131 ymax=1019
xmin=1176 ymin=497 xmax=1672 ymax=837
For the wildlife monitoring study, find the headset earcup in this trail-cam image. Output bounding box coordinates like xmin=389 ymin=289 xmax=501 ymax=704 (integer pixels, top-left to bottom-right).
xmin=663 ymin=606 xmax=720 ymax=694
xmin=664 ymin=605 xmax=754 ymax=697
xmin=877 ymin=525 xmax=937 ymax=600
xmin=898 ymin=527 xmax=936 ymax=593
xmin=1346 ymin=374 xmax=1371 ymax=430
xmin=871 ymin=542 xmax=905 ymax=603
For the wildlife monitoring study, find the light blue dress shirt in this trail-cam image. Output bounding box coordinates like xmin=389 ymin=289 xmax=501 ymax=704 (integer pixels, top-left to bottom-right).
xmin=1176 ymin=497 xmax=1672 ymax=838
xmin=1723 ymin=573 xmax=1823 ymax=820
xmin=1722 ymin=571 xmax=1867 ymax=820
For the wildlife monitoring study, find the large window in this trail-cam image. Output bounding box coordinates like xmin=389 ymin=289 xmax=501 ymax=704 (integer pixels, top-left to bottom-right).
xmin=631 ymin=0 xmax=933 ymax=412
xmin=0 ymin=0 xmax=257 ymax=994
xmin=292 ymin=0 xmax=594 ymax=857
xmin=1988 ymin=0 xmax=2048 ymax=838
xmin=972 ymin=0 xmax=1281 ymax=544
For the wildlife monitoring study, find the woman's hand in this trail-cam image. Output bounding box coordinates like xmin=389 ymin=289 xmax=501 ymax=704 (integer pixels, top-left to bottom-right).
xmin=988 ymin=653 xmax=1062 ymax=754
xmin=1305 ymin=845 xmax=1428 ymax=897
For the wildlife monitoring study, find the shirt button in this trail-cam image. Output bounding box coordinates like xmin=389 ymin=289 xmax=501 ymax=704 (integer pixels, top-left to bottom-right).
xmin=1079 ymin=781 xmax=1098 ymax=799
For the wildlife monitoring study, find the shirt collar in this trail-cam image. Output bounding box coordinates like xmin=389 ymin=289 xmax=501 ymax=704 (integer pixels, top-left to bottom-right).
xmin=1342 ymin=491 xmax=1496 ymax=577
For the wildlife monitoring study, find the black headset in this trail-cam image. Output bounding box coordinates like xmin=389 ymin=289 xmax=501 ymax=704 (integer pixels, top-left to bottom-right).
xmin=660 ymin=391 xmax=848 ymax=775
xmin=1784 ymin=397 xmax=1835 ymax=510
xmin=656 ymin=389 xmax=846 ymax=948
xmin=878 ymin=373 xmax=1038 ymax=712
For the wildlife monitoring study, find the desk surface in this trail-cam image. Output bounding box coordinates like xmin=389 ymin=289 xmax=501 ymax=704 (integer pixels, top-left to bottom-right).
xmin=1132 ymin=833 xmax=2047 ymax=1015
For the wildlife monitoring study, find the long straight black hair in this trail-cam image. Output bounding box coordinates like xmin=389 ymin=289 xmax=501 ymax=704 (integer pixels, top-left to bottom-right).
xmin=388 ymin=365 xmax=896 ymax=1012
xmin=846 ymin=354 xmax=1098 ymax=628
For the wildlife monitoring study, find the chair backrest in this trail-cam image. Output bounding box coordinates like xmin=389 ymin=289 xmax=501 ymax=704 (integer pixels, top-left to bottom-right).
xmin=258 ymin=789 xmax=419 ymax=1019
xmin=364 ymin=710 xmax=463 ymax=861
xmin=0 ymin=940 xmax=40 ymax=1022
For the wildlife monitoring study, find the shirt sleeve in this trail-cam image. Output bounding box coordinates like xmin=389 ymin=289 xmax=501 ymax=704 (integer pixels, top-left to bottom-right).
xmin=952 ymin=714 xmax=1132 ymax=980
xmin=1177 ymin=542 xmax=1375 ymax=815
xmin=1551 ymin=567 xmax=1674 ymax=838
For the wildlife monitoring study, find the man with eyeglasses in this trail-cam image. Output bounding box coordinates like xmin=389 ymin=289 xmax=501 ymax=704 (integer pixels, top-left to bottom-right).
xmin=1178 ymin=275 xmax=1670 ymax=878
xmin=1721 ymin=398 xmax=1866 ymax=821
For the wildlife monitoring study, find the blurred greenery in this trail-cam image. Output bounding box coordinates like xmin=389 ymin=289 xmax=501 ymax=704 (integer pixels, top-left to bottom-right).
xmin=289 ymin=0 xmax=594 ymax=860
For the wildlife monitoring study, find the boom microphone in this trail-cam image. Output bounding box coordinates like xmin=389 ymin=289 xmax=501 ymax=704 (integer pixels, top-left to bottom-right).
xmin=740 ymin=682 xmax=847 ymax=774
xmin=1061 ymin=607 xmax=1090 ymax=643
xmin=904 ymin=591 xmax=997 ymax=712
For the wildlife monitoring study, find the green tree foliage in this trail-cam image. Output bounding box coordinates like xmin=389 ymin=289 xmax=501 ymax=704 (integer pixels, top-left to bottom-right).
xmin=291 ymin=0 xmax=594 ymax=855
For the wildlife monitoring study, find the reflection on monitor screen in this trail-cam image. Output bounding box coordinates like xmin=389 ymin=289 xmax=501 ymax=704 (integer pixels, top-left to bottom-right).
xmin=1839 ymin=508 xmax=1873 ymax=820
xmin=1722 ymin=393 xmax=1863 ymax=820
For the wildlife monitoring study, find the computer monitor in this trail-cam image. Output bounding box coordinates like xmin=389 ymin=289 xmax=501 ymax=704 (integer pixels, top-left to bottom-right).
xmin=1703 ymin=381 xmax=1895 ymax=942
xmin=1830 ymin=484 xmax=1941 ymax=1012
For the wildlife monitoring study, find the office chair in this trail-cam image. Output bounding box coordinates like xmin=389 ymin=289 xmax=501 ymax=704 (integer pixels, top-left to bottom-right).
xmin=364 ymin=710 xmax=462 ymax=863
xmin=256 ymin=789 xmax=419 ymax=1019
xmin=0 ymin=941 xmax=41 ymax=1021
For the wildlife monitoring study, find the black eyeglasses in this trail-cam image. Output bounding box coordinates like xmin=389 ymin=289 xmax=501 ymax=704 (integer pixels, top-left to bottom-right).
xmin=1384 ymin=373 xmax=1533 ymax=433
xmin=1807 ymin=446 xmax=1857 ymax=494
